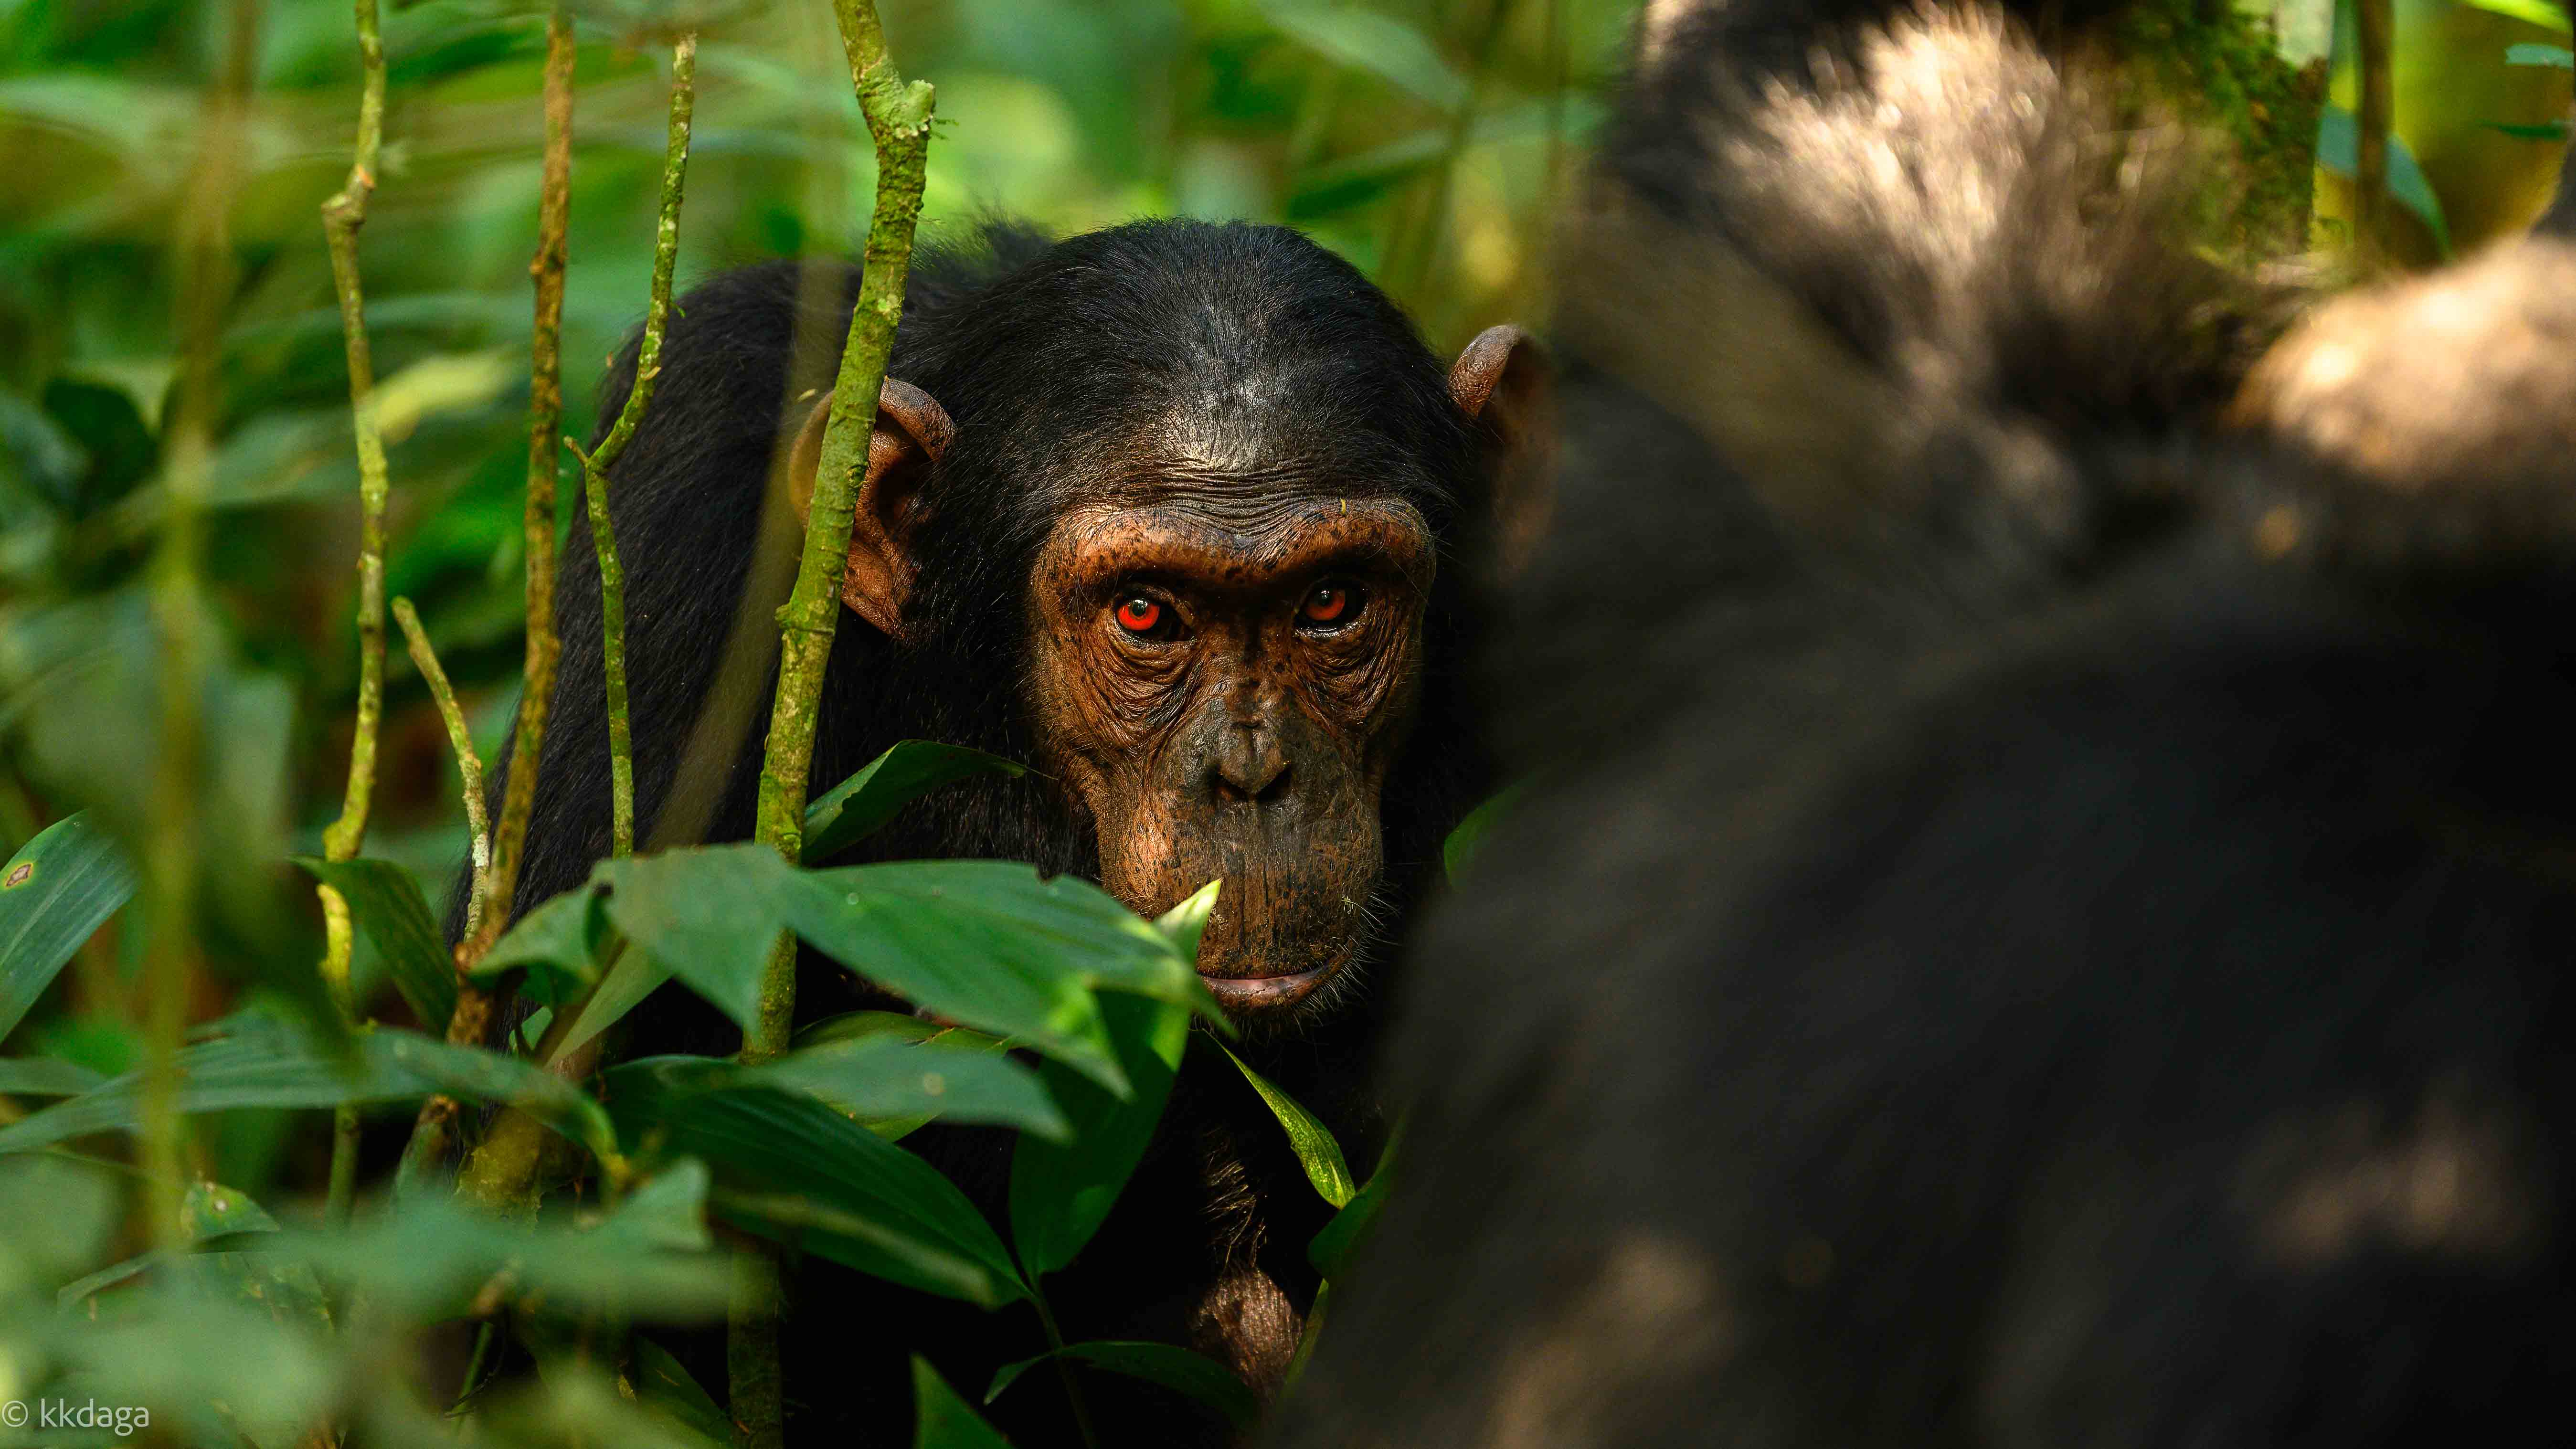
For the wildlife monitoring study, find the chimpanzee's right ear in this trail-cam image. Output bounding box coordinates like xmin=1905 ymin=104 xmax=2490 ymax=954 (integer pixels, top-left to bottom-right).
xmin=1449 ymin=325 xmax=1556 ymax=579
xmin=787 ymin=377 xmax=954 ymax=635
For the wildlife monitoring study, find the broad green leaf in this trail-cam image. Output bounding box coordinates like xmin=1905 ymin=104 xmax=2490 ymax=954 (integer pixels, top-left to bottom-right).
xmin=753 ymin=1035 xmax=1069 ymax=1142
xmin=0 ymin=811 xmax=137 ymax=1041
xmin=2505 ymin=42 xmax=2574 ymax=66
xmin=1262 ymin=1 xmax=1467 ymax=112
xmin=914 ymin=1356 xmax=1013 ymax=1449
xmin=294 ymin=856 xmax=456 ymax=1034
xmin=602 ymin=1055 xmax=1027 ymax=1307
xmin=0 ymin=1153 xmax=120 ymax=1297
xmin=0 ymin=1054 xmax=104 ymax=1095
xmin=180 ymin=1180 xmax=280 ymax=1245
xmin=0 ymin=1013 xmax=615 ymax=1163
xmin=474 ymin=884 xmax=610 ymax=1006
xmin=795 ymin=1010 xmax=986 ymax=1049
xmin=2464 ymin=0 xmax=2571 ymax=34
xmin=1309 ymin=1125 xmax=1401 ymax=1278
xmin=42 ymin=1289 xmax=341 ymax=1449
xmin=594 ymin=847 xmax=793 ymax=1035
xmin=287 ymin=1187 xmax=732 ymax=1321
xmin=474 ymin=1368 xmax=726 ymax=1449
xmin=985 ymin=1341 xmax=1257 ymax=1430
xmin=2315 ymin=107 xmax=2455 ymax=257
xmin=1442 ymin=783 xmax=1525 ymax=884
xmin=795 ymin=859 xmax=1226 ymax=1084
xmin=2485 ymin=120 xmax=2572 ymax=139
xmin=802 ymin=740 xmax=1028 ymax=863
xmin=1010 ymin=994 xmax=1189 ymax=1279
xmin=1210 ymin=1039 xmax=1355 ymax=1208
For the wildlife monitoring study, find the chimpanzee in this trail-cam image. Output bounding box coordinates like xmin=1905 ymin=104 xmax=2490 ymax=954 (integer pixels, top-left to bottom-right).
xmin=466 ymin=219 xmax=1541 ymax=1439
xmin=1270 ymin=2 xmax=2576 ymax=1447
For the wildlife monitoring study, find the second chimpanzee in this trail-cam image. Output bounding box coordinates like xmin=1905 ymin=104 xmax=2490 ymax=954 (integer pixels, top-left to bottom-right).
xmin=471 ymin=218 xmax=1540 ymax=1439
xmin=1272 ymin=1 xmax=2576 ymax=1446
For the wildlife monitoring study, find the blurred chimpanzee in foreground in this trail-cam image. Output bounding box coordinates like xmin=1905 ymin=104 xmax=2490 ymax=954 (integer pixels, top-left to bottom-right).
xmin=1272 ymin=1 xmax=2576 ymax=1445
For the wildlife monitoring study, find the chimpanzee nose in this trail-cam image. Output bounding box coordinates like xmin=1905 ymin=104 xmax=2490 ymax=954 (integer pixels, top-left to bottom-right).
xmin=1211 ymin=724 xmax=1292 ymax=804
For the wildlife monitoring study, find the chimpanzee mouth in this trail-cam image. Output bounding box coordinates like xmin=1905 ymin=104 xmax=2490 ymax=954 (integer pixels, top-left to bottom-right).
xmin=1198 ymin=939 xmax=1362 ymax=1013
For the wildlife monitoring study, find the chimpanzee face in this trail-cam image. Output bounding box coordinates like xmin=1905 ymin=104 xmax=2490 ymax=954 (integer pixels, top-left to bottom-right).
xmin=1024 ymin=492 xmax=1437 ymax=1012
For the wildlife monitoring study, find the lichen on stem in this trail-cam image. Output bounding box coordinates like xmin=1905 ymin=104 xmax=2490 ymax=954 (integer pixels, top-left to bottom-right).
xmin=726 ymin=3 xmax=934 ymax=1440
xmin=315 ymin=0 xmax=392 ymax=1232
xmin=393 ymin=597 xmax=490 ymax=939
xmin=574 ymin=30 xmax=698 ymax=861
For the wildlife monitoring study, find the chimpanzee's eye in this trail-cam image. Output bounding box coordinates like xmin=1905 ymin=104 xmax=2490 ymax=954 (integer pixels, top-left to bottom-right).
xmin=1297 ymin=582 xmax=1364 ymax=630
xmin=1113 ymin=595 xmax=1174 ymax=639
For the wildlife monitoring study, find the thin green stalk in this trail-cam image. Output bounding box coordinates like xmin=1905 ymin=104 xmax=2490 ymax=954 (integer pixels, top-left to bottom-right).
xmin=394 ymin=598 xmax=490 ymax=939
xmin=401 ymin=4 xmax=575 ymax=1182
xmin=2354 ymin=0 xmax=2393 ymax=265
xmin=727 ymin=5 xmax=934 ymax=1441
xmin=139 ymin=0 xmax=259 ymax=1255
xmin=316 ymin=0 xmax=392 ymax=1233
xmin=576 ymin=30 xmax=698 ymax=861
xmin=1030 ymin=1290 xmax=1103 ymax=1449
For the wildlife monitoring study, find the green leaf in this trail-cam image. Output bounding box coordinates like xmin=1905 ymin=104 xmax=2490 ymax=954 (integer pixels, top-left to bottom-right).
xmin=588 ymin=847 xmax=1219 ymax=1093
xmin=474 ymin=884 xmax=610 ymax=1006
xmin=0 ymin=1012 xmax=616 ymax=1163
xmin=2485 ymin=120 xmax=2572 ymax=139
xmin=180 ymin=1180 xmax=281 ymax=1245
xmin=602 ymin=1055 xmax=1028 ymax=1307
xmin=287 ymin=1188 xmax=733 ymax=1320
xmin=985 ymin=1341 xmax=1257 ymax=1430
xmin=795 ymin=1009 xmax=981 ymax=1049
xmin=2505 ymin=42 xmax=2574 ymax=66
xmin=0 ymin=811 xmax=138 ymax=1041
xmin=1155 ymin=879 xmax=1221 ymax=965
xmin=0 ymin=1054 xmax=105 ymax=1095
xmin=294 ymin=856 xmax=456 ymax=1034
xmin=551 ymin=937 xmax=665 ymax=1063
xmin=2315 ymin=106 xmax=2455 ymax=257
xmin=1009 ymin=993 xmax=1189 ymax=1279
xmin=1209 ymin=1039 xmax=1355 ymax=1208
xmin=914 ymin=1356 xmax=1014 ymax=1449
xmin=802 ymin=740 xmax=1028 ymax=864
xmin=2464 ymin=0 xmax=2571 ymax=34
xmin=1442 ymin=783 xmax=1525 ymax=884
xmin=1309 ymin=1121 xmax=1401 ymax=1278
xmin=795 ymin=859 xmax=1225 ymax=1089
xmin=1262 ymin=1 xmax=1467 ymax=112
xmin=753 ymin=1035 xmax=1069 ymax=1141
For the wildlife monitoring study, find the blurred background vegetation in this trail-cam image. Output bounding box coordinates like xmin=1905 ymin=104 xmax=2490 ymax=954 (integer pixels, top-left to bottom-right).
xmin=0 ymin=0 xmax=2567 ymax=1193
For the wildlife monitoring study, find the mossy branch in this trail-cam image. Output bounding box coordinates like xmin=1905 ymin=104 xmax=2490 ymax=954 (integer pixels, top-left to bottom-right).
xmin=316 ymin=0 xmax=391 ymax=1233
xmin=728 ymin=3 xmax=934 ymax=1441
xmin=402 ymin=4 xmax=576 ymax=1185
xmin=575 ymin=31 xmax=698 ymax=861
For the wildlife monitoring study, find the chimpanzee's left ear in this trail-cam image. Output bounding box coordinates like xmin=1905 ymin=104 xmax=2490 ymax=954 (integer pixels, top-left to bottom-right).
xmin=1449 ymin=324 xmax=1555 ymax=578
xmin=786 ymin=377 xmax=955 ymax=635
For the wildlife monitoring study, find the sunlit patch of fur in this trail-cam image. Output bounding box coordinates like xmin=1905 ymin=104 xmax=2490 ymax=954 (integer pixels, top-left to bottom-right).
xmin=2238 ymin=1079 xmax=2544 ymax=1271
xmin=1485 ymin=1232 xmax=1733 ymax=1449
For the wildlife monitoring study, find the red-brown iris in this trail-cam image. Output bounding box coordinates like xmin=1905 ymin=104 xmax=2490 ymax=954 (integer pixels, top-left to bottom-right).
xmin=1114 ymin=596 xmax=1167 ymax=637
xmin=1299 ymin=582 xmax=1357 ymax=626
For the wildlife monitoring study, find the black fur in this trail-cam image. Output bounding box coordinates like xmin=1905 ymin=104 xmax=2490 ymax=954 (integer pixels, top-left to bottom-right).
xmin=1273 ymin=3 xmax=2576 ymax=1447
xmin=463 ymin=220 xmax=1504 ymax=1442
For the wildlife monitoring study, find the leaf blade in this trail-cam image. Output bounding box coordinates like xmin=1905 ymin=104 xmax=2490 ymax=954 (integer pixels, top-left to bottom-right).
xmin=0 ymin=812 xmax=138 ymax=1041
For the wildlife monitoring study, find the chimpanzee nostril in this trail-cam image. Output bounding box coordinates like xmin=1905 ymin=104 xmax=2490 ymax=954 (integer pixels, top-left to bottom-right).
xmin=1212 ymin=727 xmax=1292 ymax=804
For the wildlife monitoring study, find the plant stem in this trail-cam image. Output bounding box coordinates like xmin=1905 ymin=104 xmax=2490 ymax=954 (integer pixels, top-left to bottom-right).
xmin=400 ymin=4 xmax=575 ymax=1182
xmin=726 ymin=5 xmax=934 ymax=1442
xmin=2354 ymin=0 xmax=2393 ymax=266
xmin=1030 ymin=1290 xmax=1103 ymax=1449
xmin=577 ymin=30 xmax=698 ymax=861
xmin=316 ymin=0 xmax=392 ymax=1233
xmin=393 ymin=598 xmax=491 ymax=941
xmin=481 ymin=0 xmax=577 ymax=942
xmin=139 ymin=0 xmax=259 ymax=1255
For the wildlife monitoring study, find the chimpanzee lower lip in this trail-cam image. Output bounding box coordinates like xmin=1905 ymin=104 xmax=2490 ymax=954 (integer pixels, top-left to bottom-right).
xmin=1199 ymin=967 xmax=1330 ymax=1009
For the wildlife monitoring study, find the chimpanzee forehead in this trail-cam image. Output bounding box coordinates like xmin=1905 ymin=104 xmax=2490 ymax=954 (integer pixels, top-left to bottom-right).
xmin=1044 ymin=496 xmax=1436 ymax=595
xmin=1082 ymin=394 xmax=1451 ymax=508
